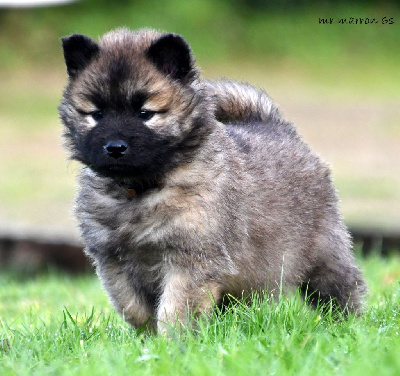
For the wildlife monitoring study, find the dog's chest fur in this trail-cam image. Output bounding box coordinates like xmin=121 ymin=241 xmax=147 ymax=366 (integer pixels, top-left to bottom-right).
xmin=75 ymin=136 xmax=245 ymax=287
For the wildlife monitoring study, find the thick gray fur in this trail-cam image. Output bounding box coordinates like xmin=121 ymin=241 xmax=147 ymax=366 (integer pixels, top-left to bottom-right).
xmin=59 ymin=28 xmax=366 ymax=334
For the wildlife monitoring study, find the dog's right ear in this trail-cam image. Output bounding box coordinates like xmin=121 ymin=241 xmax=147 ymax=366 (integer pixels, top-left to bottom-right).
xmin=61 ymin=34 xmax=99 ymax=78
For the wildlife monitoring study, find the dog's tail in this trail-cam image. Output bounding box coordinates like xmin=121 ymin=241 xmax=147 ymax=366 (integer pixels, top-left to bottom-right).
xmin=204 ymin=78 xmax=279 ymax=124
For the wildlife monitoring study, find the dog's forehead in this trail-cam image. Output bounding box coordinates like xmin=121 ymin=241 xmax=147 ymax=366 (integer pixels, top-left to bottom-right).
xmin=72 ymin=33 xmax=173 ymax=109
xmin=97 ymin=34 xmax=156 ymax=84
xmin=99 ymin=28 xmax=161 ymax=51
xmin=70 ymin=29 xmax=187 ymax=111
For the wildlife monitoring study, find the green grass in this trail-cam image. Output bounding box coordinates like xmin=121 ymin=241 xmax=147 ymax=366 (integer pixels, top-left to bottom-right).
xmin=1 ymin=255 xmax=400 ymax=375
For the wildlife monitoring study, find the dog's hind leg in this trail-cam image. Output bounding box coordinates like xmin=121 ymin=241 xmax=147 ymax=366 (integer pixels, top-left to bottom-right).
xmin=303 ymin=226 xmax=367 ymax=315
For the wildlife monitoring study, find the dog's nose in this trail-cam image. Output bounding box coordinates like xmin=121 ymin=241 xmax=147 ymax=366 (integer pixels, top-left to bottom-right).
xmin=103 ymin=140 xmax=128 ymax=159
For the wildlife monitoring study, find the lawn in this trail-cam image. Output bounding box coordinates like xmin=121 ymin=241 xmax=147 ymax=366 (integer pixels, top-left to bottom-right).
xmin=0 ymin=255 xmax=399 ymax=375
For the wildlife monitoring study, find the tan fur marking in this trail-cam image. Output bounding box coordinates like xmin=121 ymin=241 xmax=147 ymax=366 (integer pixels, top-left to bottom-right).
xmin=157 ymin=269 xmax=223 ymax=334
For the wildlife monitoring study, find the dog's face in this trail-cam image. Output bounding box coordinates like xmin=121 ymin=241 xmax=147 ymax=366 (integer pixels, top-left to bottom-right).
xmin=59 ymin=29 xmax=211 ymax=185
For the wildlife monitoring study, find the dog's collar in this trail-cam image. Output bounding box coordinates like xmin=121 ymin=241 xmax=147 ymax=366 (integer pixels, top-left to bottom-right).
xmin=117 ymin=178 xmax=162 ymax=197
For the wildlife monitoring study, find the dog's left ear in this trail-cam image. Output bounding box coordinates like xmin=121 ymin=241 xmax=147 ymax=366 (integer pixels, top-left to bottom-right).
xmin=147 ymin=33 xmax=196 ymax=82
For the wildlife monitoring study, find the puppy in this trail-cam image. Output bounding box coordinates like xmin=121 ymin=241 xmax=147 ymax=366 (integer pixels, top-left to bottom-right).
xmin=59 ymin=28 xmax=366 ymax=333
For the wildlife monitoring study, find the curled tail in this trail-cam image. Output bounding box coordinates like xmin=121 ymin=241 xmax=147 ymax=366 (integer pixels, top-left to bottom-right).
xmin=203 ymin=78 xmax=280 ymax=124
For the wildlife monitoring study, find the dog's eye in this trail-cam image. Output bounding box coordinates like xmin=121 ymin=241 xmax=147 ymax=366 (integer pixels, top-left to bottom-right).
xmin=138 ymin=110 xmax=155 ymax=121
xmin=91 ymin=110 xmax=104 ymax=121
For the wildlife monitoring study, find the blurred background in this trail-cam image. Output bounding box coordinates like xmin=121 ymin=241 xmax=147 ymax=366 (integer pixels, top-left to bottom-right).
xmin=0 ymin=0 xmax=399 ymax=271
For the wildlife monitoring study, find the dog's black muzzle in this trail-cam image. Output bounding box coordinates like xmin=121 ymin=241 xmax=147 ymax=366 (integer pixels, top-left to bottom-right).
xmin=103 ymin=140 xmax=129 ymax=159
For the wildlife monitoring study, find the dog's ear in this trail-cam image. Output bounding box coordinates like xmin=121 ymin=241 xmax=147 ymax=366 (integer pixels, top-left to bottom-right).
xmin=61 ymin=34 xmax=99 ymax=78
xmin=146 ymin=33 xmax=196 ymax=82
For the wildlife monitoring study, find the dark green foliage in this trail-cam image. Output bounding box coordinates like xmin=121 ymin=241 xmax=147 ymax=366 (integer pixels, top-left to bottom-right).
xmin=0 ymin=1 xmax=398 ymax=71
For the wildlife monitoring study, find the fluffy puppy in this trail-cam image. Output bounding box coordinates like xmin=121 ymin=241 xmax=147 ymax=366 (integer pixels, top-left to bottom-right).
xmin=59 ymin=28 xmax=366 ymax=333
